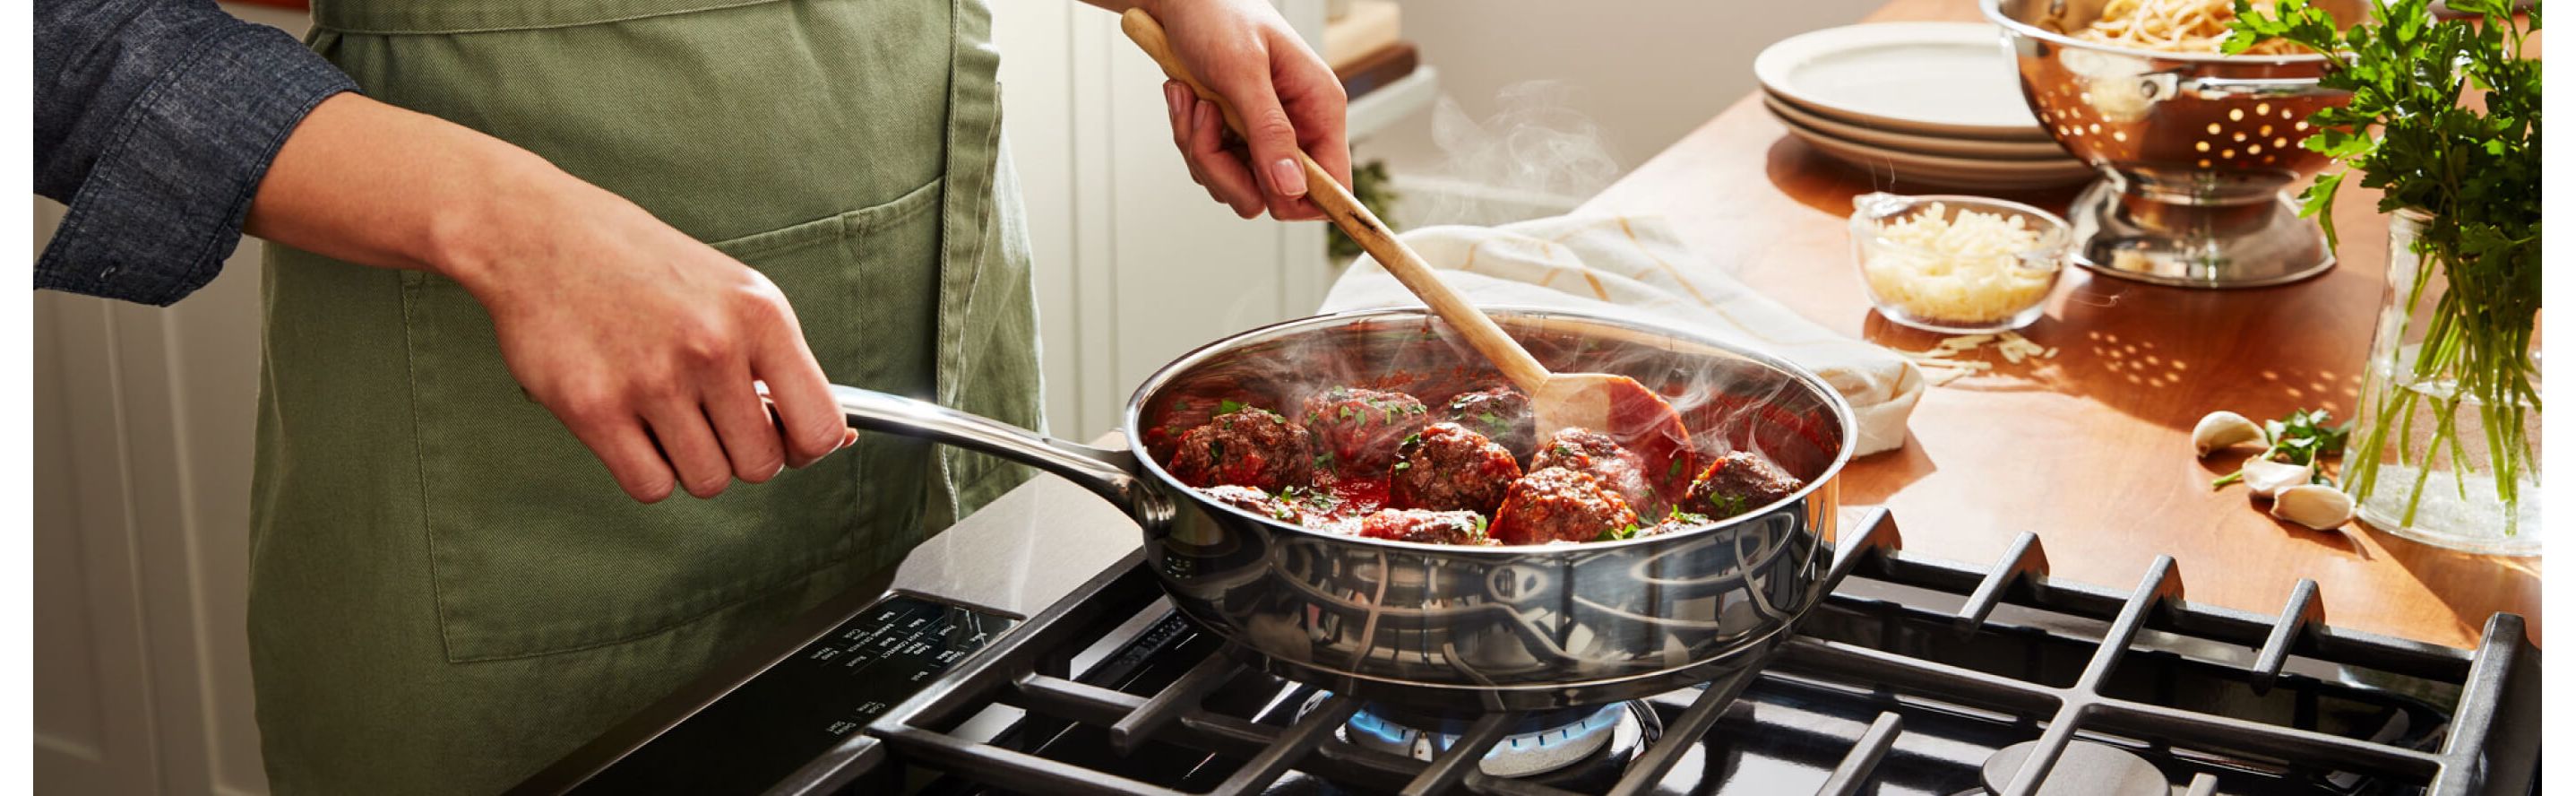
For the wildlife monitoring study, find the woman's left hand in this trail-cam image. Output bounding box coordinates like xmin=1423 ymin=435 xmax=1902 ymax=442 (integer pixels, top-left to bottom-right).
xmin=1139 ymin=0 xmax=1351 ymax=221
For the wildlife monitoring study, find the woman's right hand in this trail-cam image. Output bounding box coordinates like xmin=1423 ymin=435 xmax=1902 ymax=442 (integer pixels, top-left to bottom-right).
xmin=448 ymin=178 xmax=854 ymax=503
xmin=247 ymin=93 xmax=852 ymax=503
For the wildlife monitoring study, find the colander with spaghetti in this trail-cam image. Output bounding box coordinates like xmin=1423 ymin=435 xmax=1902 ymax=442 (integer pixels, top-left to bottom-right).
xmin=1982 ymin=0 xmax=2366 ymax=288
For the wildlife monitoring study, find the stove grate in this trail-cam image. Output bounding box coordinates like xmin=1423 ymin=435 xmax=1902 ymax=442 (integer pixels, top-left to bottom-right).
xmin=865 ymin=509 xmax=2540 ymax=796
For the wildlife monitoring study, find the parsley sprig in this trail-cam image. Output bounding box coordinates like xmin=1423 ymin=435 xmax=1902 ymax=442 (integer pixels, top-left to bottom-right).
xmin=2229 ymin=0 xmax=2541 ymax=532
xmin=2210 ymin=408 xmax=2352 ymax=489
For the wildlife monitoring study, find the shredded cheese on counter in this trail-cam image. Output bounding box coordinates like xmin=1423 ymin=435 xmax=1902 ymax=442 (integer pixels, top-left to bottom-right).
xmin=1860 ymin=203 xmax=2055 ymax=324
xmin=1906 ymin=332 xmax=2057 ymax=386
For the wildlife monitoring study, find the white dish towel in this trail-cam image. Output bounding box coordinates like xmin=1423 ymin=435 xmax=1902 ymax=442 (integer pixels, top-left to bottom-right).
xmin=1318 ymin=214 xmax=1922 ymax=456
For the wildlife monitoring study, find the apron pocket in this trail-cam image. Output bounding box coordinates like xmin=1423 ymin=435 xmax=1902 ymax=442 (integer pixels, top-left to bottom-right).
xmin=405 ymin=177 xmax=944 ymax=662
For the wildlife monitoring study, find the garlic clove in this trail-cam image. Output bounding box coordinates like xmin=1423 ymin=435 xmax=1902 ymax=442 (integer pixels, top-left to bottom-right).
xmin=2238 ymin=458 xmax=2313 ymax=497
xmin=2271 ymin=484 xmax=2356 ymax=530
xmin=2193 ymin=411 xmax=2267 ymax=456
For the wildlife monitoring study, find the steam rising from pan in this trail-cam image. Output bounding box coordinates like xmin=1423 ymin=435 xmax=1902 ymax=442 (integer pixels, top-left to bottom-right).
xmin=1408 ymin=81 xmax=1624 ymax=228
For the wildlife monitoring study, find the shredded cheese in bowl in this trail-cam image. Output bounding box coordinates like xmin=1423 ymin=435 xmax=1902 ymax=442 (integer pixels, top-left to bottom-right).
xmin=1849 ymin=193 xmax=2071 ymax=333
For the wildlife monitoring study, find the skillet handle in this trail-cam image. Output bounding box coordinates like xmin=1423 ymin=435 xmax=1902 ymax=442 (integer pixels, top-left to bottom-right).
xmin=822 ymin=384 xmax=1160 ymax=520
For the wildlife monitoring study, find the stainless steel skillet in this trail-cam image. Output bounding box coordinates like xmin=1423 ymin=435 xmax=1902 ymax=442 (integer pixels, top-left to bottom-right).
xmin=825 ymin=307 xmax=1855 ymax=712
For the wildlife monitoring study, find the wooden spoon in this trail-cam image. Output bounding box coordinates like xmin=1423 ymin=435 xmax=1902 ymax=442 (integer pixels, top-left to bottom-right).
xmin=1120 ymin=9 xmax=1698 ymax=505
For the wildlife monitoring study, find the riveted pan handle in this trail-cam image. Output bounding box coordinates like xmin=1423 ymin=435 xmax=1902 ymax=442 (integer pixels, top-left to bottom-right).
xmin=802 ymin=384 xmax=1161 ymax=521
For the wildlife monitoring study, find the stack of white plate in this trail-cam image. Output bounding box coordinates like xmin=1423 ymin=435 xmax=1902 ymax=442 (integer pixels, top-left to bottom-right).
xmin=1753 ymin=22 xmax=2096 ymax=192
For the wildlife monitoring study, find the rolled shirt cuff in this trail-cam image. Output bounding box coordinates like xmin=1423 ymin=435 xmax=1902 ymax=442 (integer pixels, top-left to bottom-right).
xmin=35 ymin=22 xmax=356 ymax=306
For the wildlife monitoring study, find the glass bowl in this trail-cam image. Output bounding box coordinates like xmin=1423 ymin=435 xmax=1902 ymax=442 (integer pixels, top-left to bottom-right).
xmin=1848 ymin=192 xmax=2072 ymax=333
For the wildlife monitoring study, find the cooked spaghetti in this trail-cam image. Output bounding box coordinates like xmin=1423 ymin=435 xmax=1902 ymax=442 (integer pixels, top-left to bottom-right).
xmin=2076 ymin=0 xmax=2305 ymax=55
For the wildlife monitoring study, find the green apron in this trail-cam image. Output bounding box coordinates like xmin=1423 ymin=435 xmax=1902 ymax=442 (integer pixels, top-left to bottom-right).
xmin=249 ymin=0 xmax=1040 ymax=791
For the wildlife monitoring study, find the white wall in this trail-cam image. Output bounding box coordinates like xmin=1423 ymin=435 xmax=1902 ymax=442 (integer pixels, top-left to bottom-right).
xmin=1361 ymin=0 xmax=1881 ymax=218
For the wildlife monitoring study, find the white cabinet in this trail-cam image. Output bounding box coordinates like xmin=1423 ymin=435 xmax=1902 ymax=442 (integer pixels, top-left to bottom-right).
xmin=32 ymin=198 xmax=276 ymax=796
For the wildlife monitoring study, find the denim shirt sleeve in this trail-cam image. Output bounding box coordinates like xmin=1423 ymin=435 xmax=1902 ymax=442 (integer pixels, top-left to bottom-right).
xmin=35 ymin=0 xmax=358 ymax=307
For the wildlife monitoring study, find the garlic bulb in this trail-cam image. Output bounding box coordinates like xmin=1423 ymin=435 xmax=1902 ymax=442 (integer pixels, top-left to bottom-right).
xmin=2271 ymin=485 xmax=2356 ymax=529
xmin=2193 ymin=411 xmax=2266 ymax=456
xmin=2238 ymin=458 xmax=2313 ymax=497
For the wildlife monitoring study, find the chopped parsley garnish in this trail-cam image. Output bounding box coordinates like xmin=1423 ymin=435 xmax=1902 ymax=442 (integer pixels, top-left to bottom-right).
xmin=1217 ymin=399 xmax=1246 ymax=415
xmin=1703 ymin=493 xmax=1747 ymax=518
xmin=1593 ymin=523 xmax=1645 ymax=542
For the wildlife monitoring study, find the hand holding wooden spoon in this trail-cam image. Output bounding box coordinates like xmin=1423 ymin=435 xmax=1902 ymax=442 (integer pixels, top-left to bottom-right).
xmin=1121 ymin=8 xmax=1699 ymax=503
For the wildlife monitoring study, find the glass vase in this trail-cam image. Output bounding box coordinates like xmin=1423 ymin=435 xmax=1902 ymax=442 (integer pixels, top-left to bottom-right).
xmin=2342 ymin=211 xmax=2543 ymax=555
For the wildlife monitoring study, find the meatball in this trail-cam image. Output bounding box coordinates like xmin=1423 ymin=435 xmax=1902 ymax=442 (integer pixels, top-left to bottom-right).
xmin=1529 ymin=428 xmax=1661 ymax=515
xmin=1443 ymin=386 xmax=1535 ymax=459
xmin=1355 ymin=508 xmax=1492 ymax=546
xmin=1167 ymin=408 xmax=1312 ymax=491
xmin=1685 ymin=451 xmax=1805 ymax=519
xmin=1388 ymin=422 xmax=1523 ymax=515
xmin=1300 ymin=386 xmax=1432 ymax=474
xmin=1488 ymin=467 xmax=1642 ymax=545
xmin=1198 ymin=485 xmax=1305 ymax=524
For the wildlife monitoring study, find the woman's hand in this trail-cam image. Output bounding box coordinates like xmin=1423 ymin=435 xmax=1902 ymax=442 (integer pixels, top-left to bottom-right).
xmin=1136 ymin=0 xmax=1351 ymax=221
xmin=247 ymin=94 xmax=853 ymax=503
xmin=452 ymin=179 xmax=855 ymax=503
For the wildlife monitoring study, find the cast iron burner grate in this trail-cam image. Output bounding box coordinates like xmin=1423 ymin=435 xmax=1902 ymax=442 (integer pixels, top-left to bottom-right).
xmin=849 ymin=509 xmax=2539 ymax=795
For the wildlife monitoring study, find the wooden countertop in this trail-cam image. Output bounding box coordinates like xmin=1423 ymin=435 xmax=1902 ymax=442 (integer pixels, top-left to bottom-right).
xmin=1579 ymin=0 xmax=2540 ymax=649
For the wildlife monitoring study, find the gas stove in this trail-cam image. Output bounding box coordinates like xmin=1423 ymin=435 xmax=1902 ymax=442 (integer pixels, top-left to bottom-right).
xmin=513 ymin=507 xmax=2539 ymax=795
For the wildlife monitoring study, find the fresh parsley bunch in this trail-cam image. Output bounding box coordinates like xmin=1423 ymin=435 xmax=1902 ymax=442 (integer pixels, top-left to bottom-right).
xmin=2229 ymin=0 xmax=2542 ymax=530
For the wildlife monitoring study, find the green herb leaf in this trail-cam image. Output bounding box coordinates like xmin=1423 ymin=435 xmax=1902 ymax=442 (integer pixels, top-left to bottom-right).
xmin=1218 ymin=399 xmax=1247 ymax=415
xmin=1592 ymin=523 xmax=1644 ymax=542
xmin=2221 ymin=407 xmax=2352 ymax=488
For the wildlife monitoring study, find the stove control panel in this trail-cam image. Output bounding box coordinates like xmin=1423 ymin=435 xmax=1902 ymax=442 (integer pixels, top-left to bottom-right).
xmin=569 ymin=593 xmax=1014 ymax=793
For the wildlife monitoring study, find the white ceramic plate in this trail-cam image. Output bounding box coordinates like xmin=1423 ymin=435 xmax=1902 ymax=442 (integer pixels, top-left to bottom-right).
xmin=1762 ymin=92 xmax=2076 ymax=161
xmin=1754 ymin=22 xmax=2050 ymax=140
xmin=1778 ymin=113 xmax=2097 ymax=190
